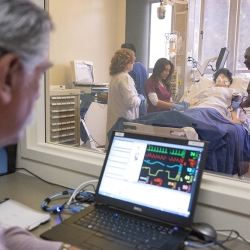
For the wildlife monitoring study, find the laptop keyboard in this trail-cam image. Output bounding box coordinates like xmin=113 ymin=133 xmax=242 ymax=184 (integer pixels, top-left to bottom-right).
xmin=74 ymin=207 xmax=178 ymax=249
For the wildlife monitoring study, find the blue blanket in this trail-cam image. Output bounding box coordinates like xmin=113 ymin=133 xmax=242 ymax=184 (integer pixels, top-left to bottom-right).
xmin=108 ymin=108 xmax=250 ymax=176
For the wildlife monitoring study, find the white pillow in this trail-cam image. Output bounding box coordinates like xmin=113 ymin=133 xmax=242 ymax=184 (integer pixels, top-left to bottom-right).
xmin=182 ymin=77 xmax=213 ymax=102
xmin=229 ymin=76 xmax=249 ymax=97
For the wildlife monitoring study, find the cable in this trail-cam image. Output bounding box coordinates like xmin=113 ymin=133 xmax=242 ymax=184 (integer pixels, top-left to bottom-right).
xmin=41 ymin=189 xmax=95 ymax=215
xmin=186 ymin=229 xmax=250 ymax=249
xmin=67 ymin=180 xmax=98 ymax=206
xmin=15 ymin=168 xmax=72 ymax=190
xmin=216 ymin=229 xmax=250 ymax=245
xmin=41 ymin=190 xmax=75 ymax=213
xmin=184 ymin=241 xmax=216 ymax=248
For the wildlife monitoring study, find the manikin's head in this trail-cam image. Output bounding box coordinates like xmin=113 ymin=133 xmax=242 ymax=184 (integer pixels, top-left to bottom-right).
xmin=213 ymin=68 xmax=233 ymax=88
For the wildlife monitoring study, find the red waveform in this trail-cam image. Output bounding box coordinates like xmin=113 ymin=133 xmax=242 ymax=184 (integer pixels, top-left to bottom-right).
xmin=145 ymin=153 xmax=166 ymax=160
xmin=168 ymin=157 xmax=184 ymax=164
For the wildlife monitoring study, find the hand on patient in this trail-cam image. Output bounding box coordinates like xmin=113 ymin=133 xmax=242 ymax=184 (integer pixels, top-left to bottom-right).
xmin=231 ymin=101 xmax=241 ymax=109
xmin=232 ymin=116 xmax=244 ymax=124
xmin=177 ymin=101 xmax=190 ymax=110
xmin=171 ymin=103 xmax=186 ymax=111
xmin=138 ymin=94 xmax=145 ymax=106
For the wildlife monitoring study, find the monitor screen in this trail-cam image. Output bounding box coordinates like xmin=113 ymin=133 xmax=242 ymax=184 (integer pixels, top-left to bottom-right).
xmin=70 ymin=60 xmax=94 ymax=83
xmin=216 ymin=47 xmax=229 ymax=70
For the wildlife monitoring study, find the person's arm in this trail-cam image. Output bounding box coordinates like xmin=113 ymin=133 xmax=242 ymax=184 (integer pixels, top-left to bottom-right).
xmin=240 ymin=95 xmax=250 ymax=108
xmin=148 ymin=92 xmax=172 ymax=108
xmin=2 ymin=226 xmax=81 ymax=250
xmin=120 ymin=75 xmax=141 ymax=108
xmin=231 ymin=110 xmax=244 ymax=124
xmin=148 ymin=92 xmax=185 ymax=111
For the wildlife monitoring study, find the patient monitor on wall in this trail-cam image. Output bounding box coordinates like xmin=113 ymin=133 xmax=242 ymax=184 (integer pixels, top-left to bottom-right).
xmin=216 ymin=47 xmax=229 ymax=71
xmin=193 ymin=47 xmax=229 ymax=81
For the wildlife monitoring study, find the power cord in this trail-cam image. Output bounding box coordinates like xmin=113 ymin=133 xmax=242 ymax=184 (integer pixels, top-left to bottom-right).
xmin=185 ymin=229 xmax=250 ymax=249
xmin=66 ymin=180 xmax=98 ymax=206
xmin=16 ymin=168 xmax=97 ymax=219
xmin=15 ymin=168 xmax=71 ymax=189
xmin=217 ymin=229 xmax=250 ymax=246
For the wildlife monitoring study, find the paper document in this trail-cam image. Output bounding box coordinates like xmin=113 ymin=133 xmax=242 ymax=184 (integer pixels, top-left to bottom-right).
xmin=0 ymin=199 xmax=50 ymax=230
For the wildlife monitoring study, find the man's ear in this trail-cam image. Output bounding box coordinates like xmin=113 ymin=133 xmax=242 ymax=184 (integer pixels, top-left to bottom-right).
xmin=0 ymin=54 xmax=22 ymax=105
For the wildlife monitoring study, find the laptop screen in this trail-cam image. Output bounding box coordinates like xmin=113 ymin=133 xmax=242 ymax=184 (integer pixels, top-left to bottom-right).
xmin=95 ymin=131 xmax=209 ymax=228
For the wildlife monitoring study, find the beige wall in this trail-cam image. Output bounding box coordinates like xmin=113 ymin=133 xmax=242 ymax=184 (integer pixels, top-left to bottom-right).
xmin=48 ymin=0 xmax=126 ymax=87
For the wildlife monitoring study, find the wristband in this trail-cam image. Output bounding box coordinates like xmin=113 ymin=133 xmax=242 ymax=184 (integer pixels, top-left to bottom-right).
xmin=60 ymin=243 xmax=72 ymax=250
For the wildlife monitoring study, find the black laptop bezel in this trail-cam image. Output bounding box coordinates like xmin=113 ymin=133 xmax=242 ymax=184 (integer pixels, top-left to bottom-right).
xmin=95 ymin=131 xmax=209 ymax=228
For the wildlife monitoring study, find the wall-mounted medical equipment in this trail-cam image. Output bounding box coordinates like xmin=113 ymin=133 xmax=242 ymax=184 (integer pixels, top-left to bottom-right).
xmin=215 ymin=47 xmax=229 ymax=71
xmin=188 ymin=47 xmax=229 ymax=81
xmin=157 ymin=0 xmax=189 ymax=19
xmin=163 ymin=0 xmax=189 ymax=5
xmin=157 ymin=2 xmax=166 ymax=19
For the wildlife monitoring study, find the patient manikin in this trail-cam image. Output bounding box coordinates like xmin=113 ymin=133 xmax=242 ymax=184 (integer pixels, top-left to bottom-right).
xmin=189 ymin=68 xmax=244 ymax=125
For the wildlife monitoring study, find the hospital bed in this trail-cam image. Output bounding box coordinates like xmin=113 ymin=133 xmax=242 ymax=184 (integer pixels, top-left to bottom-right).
xmin=108 ymin=76 xmax=250 ymax=177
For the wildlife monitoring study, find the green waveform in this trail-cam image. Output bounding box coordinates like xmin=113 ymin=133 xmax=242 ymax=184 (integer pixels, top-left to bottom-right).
xmin=142 ymin=165 xmax=182 ymax=181
xmin=147 ymin=145 xmax=168 ymax=154
xmin=169 ymin=149 xmax=186 ymax=157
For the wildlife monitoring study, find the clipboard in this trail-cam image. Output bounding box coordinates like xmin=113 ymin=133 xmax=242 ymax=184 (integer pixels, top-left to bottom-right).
xmin=0 ymin=199 xmax=50 ymax=230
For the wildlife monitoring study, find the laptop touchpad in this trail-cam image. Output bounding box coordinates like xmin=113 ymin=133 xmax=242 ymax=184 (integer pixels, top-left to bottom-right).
xmin=82 ymin=233 xmax=132 ymax=250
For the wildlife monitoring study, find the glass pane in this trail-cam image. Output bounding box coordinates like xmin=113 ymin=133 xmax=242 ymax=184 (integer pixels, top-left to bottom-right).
xmin=193 ymin=0 xmax=201 ymax=61
xmin=236 ymin=0 xmax=250 ymax=72
xmin=202 ymin=0 xmax=229 ymax=66
xmin=149 ymin=3 xmax=172 ymax=68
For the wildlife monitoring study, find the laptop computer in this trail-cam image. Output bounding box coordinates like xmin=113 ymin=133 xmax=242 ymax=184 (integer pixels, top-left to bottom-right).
xmin=41 ymin=131 xmax=209 ymax=250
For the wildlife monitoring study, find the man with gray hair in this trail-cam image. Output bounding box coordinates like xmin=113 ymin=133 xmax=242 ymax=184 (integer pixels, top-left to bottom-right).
xmin=0 ymin=0 xmax=80 ymax=249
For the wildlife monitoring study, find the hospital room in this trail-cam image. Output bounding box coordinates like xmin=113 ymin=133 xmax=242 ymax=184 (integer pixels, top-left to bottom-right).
xmin=5 ymin=0 xmax=250 ymax=244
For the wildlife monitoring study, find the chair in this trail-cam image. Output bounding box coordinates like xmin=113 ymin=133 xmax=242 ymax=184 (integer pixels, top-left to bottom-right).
xmin=0 ymin=144 xmax=17 ymax=175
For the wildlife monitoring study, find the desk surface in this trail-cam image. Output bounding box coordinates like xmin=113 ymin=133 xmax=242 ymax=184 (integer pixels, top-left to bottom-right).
xmin=0 ymin=172 xmax=249 ymax=250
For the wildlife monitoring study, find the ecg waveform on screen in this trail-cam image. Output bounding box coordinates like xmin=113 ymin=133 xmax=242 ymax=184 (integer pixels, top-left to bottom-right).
xmin=138 ymin=145 xmax=200 ymax=193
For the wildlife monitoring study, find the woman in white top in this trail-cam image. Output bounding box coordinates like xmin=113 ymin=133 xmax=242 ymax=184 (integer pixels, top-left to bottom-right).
xmin=106 ymin=48 xmax=144 ymax=135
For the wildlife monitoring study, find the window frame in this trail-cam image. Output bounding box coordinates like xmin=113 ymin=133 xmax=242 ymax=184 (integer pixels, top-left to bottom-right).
xmin=16 ymin=0 xmax=250 ymax=239
xmin=196 ymin=0 xmax=250 ymax=76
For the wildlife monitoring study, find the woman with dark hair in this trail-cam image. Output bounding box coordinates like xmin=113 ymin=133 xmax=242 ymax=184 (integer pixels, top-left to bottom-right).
xmin=144 ymin=58 xmax=188 ymax=114
xmin=106 ymin=48 xmax=144 ymax=134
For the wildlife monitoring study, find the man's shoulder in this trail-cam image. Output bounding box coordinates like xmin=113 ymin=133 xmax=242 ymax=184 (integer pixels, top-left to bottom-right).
xmin=133 ymin=61 xmax=146 ymax=71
